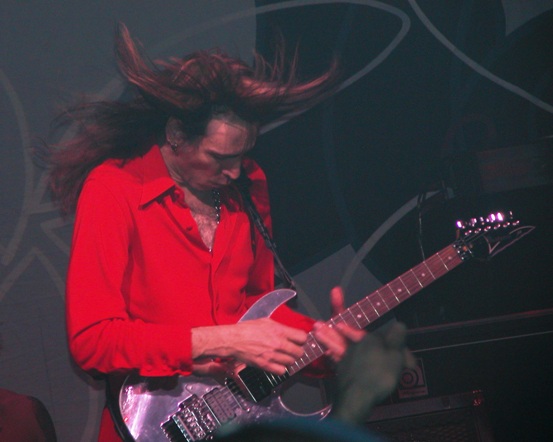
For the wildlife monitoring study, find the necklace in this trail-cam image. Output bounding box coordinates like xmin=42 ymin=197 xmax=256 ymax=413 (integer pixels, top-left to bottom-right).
xmin=212 ymin=189 xmax=221 ymax=224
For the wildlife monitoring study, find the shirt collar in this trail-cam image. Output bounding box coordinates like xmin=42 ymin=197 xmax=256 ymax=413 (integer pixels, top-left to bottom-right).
xmin=139 ymin=145 xmax=176 ymax=207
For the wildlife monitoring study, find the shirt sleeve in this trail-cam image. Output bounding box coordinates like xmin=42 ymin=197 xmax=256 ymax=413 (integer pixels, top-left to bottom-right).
xmin=66 ymin=176 xmax=193 ymax=377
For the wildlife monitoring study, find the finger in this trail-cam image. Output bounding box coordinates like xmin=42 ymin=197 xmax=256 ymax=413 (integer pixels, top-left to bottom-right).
xmin=252 ymin=356 xmax=290 ymax=376
xmin=335 ymin=323 xmax=366 ymax=343
xmin=330 ymin=286 xmax=345 ymax=315
xmin=267 ymin=319 xmax=307 ymax=345
xmin=192 ymin=361 xmax=227 ymax=378
xmin=262 ymin=362 xmax=288 ymax=376
xmin=313 ymin=323 xmax=347 ymax=362
xmin=277 ymin=339 xmax=306 ymax=359
xmin=284 ymin=326 xmax=309 ymax=345
xmin=268 ymin=350 xmax=299 ymax=367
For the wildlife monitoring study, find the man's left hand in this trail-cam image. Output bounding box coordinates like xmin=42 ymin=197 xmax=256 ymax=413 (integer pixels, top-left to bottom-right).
xmin=312 ymin=287 xmax=366 ymax=363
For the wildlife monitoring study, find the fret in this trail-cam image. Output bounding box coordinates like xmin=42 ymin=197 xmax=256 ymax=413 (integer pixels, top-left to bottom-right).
xmin=377 ymin=285 xmax=401 ymax=305
xmin=438 ymin=246 xmax=462 ymax=269
xmin=359 ymin=297 xmax=381 ymax=319
xmin=398 ymin=277 xmax=412 ymax=296
xmin=427 ymin=254 xmax=450 ymax=278
xmin=424 ymin=255 xmax=442 ymax=277
xmin=309 ymin=337 xmax=324 ymax=355
xmin=397 ymin=272 xmax=419 ymax=296
xmin=339 ymin=310 xmax=359 ymax=329
xmin=346 ymin=304 xmax=366 ymax=328
xmin=373 ymin=290 xmax=391 ymax=311
xmin=368 ymin=294 xmax=391 ymax=317
xmin=422 ymin=261 xmax=436 ymax=279
xmin=412 ymin=263 xmax=436 ymax=286
xmin=303 ymin=341 xmax=318 ymax=360
xmin=355 ymin=298 xmax=378 ymax=324
xmin=387 ymin=279 xmax=410 ymax=302
xmin=409 ymin=269 xmax=424 ymax=288
xmin=267 ymin=373 xmax=279 ymax=386
xmin=289 ymin=361 xmax=301 ymax=375
xmin=349 ymin=302 xmax=370 ymax=328
xmin=436 ymin=250 xmax=451 ymax=270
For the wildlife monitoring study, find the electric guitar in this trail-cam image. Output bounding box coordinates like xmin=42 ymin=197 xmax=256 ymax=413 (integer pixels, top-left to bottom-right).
xmin=118 ymin=212 xmax=533 ymax=441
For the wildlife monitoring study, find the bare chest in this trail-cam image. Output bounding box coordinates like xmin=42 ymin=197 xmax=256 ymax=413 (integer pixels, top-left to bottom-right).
xmin=190 ymin=211 xmax=218 ymax=251
xmin=184 ymin=190 xmax=221 ymax=252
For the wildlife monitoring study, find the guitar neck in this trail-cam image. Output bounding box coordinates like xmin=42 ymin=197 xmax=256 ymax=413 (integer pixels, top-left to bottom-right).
xmin=238 ymin=241 xmax=468 ymax=402
xmin=287 ymin=242 xmax=465 ymax=375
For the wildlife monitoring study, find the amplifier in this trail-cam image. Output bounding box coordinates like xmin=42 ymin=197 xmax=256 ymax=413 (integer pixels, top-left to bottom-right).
xmin=366 ymin=391 xmax=494 ymax=442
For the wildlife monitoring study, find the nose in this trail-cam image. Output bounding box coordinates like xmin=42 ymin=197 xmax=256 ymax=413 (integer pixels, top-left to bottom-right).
xmin=222 ymin=160 xmax=241 ymax=181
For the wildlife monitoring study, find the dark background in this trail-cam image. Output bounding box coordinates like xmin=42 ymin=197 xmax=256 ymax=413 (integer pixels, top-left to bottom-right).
xmin=252 ymin=2 xmax=553 ymax=441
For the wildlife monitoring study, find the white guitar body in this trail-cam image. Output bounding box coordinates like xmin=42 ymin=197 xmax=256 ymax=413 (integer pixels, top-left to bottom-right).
xmin=119 ymin=289 xmax=331 ymax=441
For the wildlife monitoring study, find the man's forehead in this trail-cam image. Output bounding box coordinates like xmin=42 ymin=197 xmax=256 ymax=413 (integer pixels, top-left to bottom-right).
xmin=203 ymin=119 xmax=257 ymax=153
xmin=206 ymin=116 xmax=256 ymax=135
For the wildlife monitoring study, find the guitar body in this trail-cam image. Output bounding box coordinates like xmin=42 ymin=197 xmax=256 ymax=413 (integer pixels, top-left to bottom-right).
xmin=119 ymin=289 xmax=331 ymax=441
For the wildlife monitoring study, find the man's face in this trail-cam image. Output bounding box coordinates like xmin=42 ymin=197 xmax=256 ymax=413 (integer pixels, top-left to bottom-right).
xmin=171 ymin=117 xmax=256 ymax=191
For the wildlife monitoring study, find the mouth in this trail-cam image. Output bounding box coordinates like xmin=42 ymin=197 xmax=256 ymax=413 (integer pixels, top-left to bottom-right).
xmin=214 ymin=178 xmax=231 ymax=187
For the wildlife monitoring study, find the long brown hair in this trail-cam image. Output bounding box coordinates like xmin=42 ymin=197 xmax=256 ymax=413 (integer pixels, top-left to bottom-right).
xmin=47 ymin=24 xmax=339 ymax=215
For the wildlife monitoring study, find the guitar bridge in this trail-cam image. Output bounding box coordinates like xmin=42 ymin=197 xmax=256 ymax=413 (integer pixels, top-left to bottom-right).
xmin=161 ymin=388 xmax=241 ymax=441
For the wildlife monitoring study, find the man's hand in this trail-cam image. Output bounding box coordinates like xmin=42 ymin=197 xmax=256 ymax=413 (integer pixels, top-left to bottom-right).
xmin=192 ymin=318 xmax=308 ymax=375
xmin=312 ymin=287 xmax=366 ymax=363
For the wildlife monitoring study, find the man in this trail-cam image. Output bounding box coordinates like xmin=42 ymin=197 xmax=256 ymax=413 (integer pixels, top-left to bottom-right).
xmin=48 ymin=25 xmax=365 ymax=441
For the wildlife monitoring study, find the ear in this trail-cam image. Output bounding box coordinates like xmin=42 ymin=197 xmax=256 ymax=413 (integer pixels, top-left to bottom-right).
xmin=165 ymin=117 xmax=185 ymax=146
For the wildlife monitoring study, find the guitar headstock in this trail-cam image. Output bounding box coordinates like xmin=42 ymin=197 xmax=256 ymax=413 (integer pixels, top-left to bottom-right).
xmin=455 ymin=211 xmax=535 ymax=260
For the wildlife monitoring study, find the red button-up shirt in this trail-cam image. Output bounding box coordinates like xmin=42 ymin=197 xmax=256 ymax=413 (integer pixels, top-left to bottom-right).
xmin=66 ymin=145 xmax=315 ymax=378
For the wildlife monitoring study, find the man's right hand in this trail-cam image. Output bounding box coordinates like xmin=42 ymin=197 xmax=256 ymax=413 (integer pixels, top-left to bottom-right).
xmin=192 ymin=318 xmax=308 ymax=375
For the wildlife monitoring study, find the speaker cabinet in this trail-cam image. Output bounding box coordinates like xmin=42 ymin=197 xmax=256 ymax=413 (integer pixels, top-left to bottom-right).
xmin=366 ymin=391 xmax=494 ymax=442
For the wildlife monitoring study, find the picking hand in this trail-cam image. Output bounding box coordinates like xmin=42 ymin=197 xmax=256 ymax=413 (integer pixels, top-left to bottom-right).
xmin=192 ymin=318 xmax=308 ymax=375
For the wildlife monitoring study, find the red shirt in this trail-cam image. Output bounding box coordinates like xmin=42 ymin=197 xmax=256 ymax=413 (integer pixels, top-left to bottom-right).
xmin=66 ymin=146 xmax=319 ymax=440
xmin=66 ymin=145 xmax=314 ymax=377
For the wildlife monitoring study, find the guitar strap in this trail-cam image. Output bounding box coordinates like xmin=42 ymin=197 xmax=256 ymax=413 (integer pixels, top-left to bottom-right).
xmin=105 ymin=376 xmax=135 ymax=442
xmin=235 ymin=169 xmax=296 ymax=290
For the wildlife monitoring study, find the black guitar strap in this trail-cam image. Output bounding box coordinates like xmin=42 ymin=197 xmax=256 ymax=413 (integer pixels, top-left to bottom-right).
xmin=235 ymin=169 xmax=296 ymax=290
xmin=105 ymin=376 xmax=136 ymax=442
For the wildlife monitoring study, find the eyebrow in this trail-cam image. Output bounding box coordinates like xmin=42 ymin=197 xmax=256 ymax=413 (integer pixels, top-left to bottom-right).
xmin=208 ymin=150 xmax=245 ymax=160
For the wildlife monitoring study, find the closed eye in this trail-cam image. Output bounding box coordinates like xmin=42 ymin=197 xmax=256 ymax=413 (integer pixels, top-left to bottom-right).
xmin=210 ymin=152 xmax=243 ymax=161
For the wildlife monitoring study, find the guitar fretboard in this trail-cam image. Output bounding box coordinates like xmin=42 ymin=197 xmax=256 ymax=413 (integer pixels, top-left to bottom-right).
xmin=287 ymin=243 xmax=464 ymax=375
